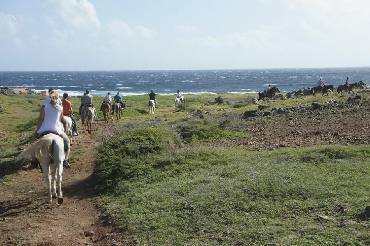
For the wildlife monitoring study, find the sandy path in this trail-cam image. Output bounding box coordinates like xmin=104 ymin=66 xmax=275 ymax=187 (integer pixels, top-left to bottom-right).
xmin=0 ymin=125 xmax=129 ymax=246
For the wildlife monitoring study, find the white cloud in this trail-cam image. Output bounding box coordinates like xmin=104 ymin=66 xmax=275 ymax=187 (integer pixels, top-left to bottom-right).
xmin=51 ymin=0 xmax=100 ymax=31
xmin=188 ymin=26 xmax=279 ymax=50
xmin=107 ymin=20 xmax=155 ymax=40
xmin=0 ymin=13 xmax=19 ymax=36
xmin=283 ymin=0 xmax=370 ymax=30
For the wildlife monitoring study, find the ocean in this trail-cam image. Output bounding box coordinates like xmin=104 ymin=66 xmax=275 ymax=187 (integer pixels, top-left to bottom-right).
xmin=0 ymin=67 xmax=369 ymax=96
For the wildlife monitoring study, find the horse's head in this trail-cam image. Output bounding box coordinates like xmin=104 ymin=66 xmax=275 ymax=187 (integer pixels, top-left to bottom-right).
xmin=272 ymin=86 xmax=280 ymax=93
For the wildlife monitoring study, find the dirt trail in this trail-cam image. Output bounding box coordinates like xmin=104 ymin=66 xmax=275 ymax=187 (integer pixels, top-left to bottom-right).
xmin=0 ymin=124 xmax=128 ymax=246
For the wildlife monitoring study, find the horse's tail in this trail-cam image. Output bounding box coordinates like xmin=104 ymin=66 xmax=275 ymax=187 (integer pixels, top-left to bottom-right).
xmin=17 ymin=143 xmax=39 ymax=161
xmin=17 ymin=135 xmax=55 ymax=162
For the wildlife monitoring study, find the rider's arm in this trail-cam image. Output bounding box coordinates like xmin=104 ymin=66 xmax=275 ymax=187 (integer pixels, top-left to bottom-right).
xmin=36 ymin=106 xmax=45 ymax=132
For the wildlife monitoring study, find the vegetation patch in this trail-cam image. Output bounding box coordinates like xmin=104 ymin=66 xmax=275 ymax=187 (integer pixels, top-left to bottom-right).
xmin=177 ymin=120 xmax=249 ymax=143
xmin=96 ymin=127 xmax=370 ymax=245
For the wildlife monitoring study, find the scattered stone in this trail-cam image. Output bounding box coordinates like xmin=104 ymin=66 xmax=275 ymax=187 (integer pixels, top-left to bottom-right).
xmin=242 ymin=110 xmax=258 ymax=119
xmin=335 ymin=204 xmax=349 ymax=214
xmin=84 ymin=230 xmax=95 ymax=237
xmin=358 ymin=206 xmax=370 ymax=220
xmin=311 ymin=102 xmax=321 ymax=110
xmin=316 ymin=215 xmax=332 ymax=222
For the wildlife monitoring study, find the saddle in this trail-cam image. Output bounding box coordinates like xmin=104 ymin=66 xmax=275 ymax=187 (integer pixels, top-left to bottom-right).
xmin=37 ymin=131 xmax=69 ymax=151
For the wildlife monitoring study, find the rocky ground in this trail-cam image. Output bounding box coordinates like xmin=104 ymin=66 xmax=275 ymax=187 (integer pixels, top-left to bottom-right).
xmin=237 ymin=93 xmax=370 ymax=149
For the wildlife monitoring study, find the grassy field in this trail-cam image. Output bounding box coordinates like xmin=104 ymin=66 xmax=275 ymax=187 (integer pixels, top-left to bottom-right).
xmin=1 ymin=92 xmax=369 ymax=244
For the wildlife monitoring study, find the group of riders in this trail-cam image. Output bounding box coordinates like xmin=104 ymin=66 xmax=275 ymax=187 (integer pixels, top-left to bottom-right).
xmin=33 ymin=88 xmax=185 ymax=169
xmin=260 ymin=76 xmax=365 ymax=100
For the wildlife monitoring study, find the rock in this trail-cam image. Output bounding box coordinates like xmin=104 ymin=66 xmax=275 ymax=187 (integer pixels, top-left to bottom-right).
xmin=311 ymin=102 xmax=321 ymax=110
xmin=242 ymin=110 xmax=258 ymax=119
xmin=335 ymin=204 xmax=349 ymax=214
xmin=358 ymin=206 xmax=370 ymax=220
xmin=84 ymin=230 xmax=95 ymax=237
xmin=316 ymin=215 xmax=332 ymax=222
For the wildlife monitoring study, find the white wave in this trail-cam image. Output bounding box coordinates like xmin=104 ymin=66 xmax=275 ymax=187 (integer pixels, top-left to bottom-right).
xmin=116 ymin=87 xmax=132 ymax=90
xmin=228 ymin=91 xmax=258 ymax=94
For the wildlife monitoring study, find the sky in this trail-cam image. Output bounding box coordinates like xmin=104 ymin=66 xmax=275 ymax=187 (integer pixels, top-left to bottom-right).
xmin=0 ymin=0 xmax=370 ymax=71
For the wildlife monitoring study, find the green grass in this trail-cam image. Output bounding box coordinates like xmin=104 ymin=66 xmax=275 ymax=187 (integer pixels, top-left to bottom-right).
xmin=96 ymin=126 xmax=370 ymax=245
xmin=1 ymin=92 xmax=370 ymax=245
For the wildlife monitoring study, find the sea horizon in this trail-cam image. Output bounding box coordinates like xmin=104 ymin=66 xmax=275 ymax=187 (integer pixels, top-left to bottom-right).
xmin=1 ymin=67 xmax=369 ymax=96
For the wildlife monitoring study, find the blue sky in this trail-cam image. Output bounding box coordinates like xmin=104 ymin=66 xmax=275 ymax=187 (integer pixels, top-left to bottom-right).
xmin=0 ymin=0 xmax=369 ymax=70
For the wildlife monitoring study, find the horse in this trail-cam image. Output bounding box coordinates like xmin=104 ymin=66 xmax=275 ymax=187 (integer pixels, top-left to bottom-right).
xmin=17 ymin=134 xmax=65 ymax=204
xmin=350 ymin=81 xmax=367 ymax=90
xmin=312 ymin=85 xmax=334 ymax=96
xmin=258 ymin=86 xmax=281 ymax=100
xmin=63 ymin=116 xmax=73 ymax=144
xmin=84 ymin=106 xmax=96 ymax=134
xmin=321 ymin=85 xmax=334 ymax=95
xmin=100 ymin=102 xmax=111 ymax=123
xmin=148 ymin=100 xmax=156 ymax=114
xmin=175 ymin=96 xmax=185 ymax=105
xmin=337 ymin=84 xmax=351 ymax=94
xmin=112 ymin=102 xmax=124 ymax=120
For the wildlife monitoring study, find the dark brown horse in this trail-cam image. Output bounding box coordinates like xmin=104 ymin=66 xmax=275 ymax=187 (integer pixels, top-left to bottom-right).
xmin=312 ymin=85 xmax=334 ymax=96
xmin=258 ymin=86 xmax=281 ymax=100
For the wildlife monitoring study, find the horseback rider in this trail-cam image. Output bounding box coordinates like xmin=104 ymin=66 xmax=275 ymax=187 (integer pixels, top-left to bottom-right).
xmin=44 ymin=88 xmax=62 ymax=107
xmin=80 ymin=90 xmax=93 ymax=122
xmin=112 ymin=92 xmax=124 ymax=113
xmin=36 ymin=91 xmax=71 ymax=168
xmin=101 ymin=92 xmax=112 ymax=113
xmin=62 ymin=93 xmax=78 ymax=136
xmin=318 ymin=76 xmax=324 ymax=87
xmin=176 ymin=90 xmax=184 ymax=103
xmin=114 ymin=92 xmax=122 ymax=103
xmin=149 ymin=90 xmax=157 ymax=106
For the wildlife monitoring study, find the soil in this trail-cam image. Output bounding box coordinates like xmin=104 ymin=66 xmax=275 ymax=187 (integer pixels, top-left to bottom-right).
xmin=0 ymin=123 xmax=131 ymax=246
xmin=237 ymin=96 xmax=370 ymax=149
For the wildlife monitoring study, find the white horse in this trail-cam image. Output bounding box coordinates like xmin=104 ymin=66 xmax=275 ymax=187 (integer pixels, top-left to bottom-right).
xmin=148 ymin=100 xmax=156 ymax=114
xmin=175 ymin=96 xmax=185 ymax=104
xmin=84 ymin=106 xmax=96 ymax=133
xmin=17 ymin=134 xmax=65 ymax=204
xmin=63 ymin=116 xmax=73 ymax=144
xmin=113 ymin=102 xmax=123 ymax=120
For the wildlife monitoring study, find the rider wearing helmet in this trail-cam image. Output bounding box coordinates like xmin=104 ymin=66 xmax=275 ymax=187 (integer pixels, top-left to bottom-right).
xmin=80 ymin=90 xmax=93 ymax=121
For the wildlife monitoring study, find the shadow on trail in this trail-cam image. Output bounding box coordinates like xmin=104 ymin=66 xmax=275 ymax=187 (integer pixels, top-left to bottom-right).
xmin=0 ymin=159 xmax=25 ymax=180
xmin=0 ymin=197 xmax=47 ymax=218
xmin=63 ymin=173 xmax=99 ymax=200
xmin=136 ymin=109 xmax=147 ymax=114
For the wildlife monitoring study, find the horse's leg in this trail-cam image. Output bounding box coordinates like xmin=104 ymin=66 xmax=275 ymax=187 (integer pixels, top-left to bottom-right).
xmin=42 ymin=162 xmax=52 ymax=203
xmin=56 ymin=161 xmax=63 ymax=204
xmin=52 ymin=172 xmax=57 ymax=199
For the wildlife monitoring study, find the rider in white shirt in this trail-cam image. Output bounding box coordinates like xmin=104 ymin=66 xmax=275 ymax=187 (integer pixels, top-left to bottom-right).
xmin=43 ymin=88 xmax=62 ymax=107
xmin=103 ymin=92 xmax=112 ymax=104
xmin=36 ymin=91 xmax=71 ymax=168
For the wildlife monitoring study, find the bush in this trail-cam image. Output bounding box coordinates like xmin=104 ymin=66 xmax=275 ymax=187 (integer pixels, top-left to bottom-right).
xmin=95 ymin=127 xmax=180 ymax=191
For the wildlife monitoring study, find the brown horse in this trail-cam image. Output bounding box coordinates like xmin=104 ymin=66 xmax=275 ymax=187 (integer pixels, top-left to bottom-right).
xmin=100 ymin=102 xmax=111 ymax=123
